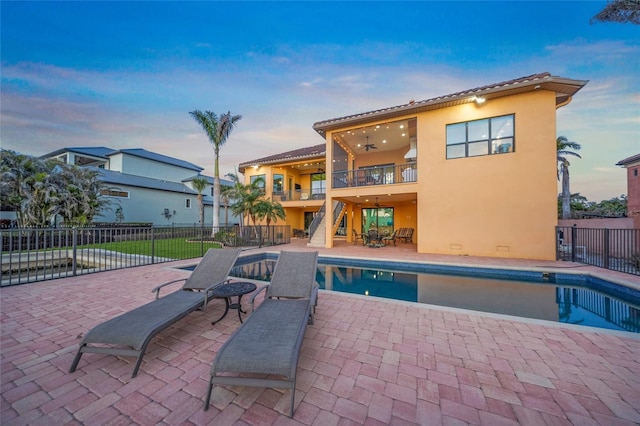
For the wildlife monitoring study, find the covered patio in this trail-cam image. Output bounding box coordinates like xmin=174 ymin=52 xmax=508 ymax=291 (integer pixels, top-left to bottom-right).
xmin=2 ymin=240 xmax=639 ymax=425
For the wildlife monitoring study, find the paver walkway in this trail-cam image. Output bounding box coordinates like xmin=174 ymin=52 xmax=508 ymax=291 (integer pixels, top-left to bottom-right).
xmin=1 ymin=244 xmax=640 ymax=425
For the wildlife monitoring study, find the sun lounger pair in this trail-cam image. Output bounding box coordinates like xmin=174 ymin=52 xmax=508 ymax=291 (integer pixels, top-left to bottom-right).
xmin=205 ymin=250 xmax=319 ymax=418
xmin=69 ymin=248 xmax=241 ymax=378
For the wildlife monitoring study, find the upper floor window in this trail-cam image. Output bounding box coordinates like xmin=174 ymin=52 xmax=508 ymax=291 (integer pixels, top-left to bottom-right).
xmin=311 ymin=173 xmax=326 ymax=196
xmin=446 ymin=114 xmax=514 ymax=159
xmin=273 ymin=174 xmax=284 ymax=193
xmin=250 ymin=174 xmax=266 ymax=194
xmin=185 ymin=198 xmax=192 ymax=209
xmin=100 ymin=189 xmax=129 ymax=198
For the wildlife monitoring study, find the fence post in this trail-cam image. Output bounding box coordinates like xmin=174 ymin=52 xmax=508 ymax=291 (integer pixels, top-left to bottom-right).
xmin=72 ymin=227 xmax=78 ymax=276
xmin=200 ymin=224 xmax=204 ymax=257
xmin=151 ymin=226 xmax=155 ymax=264
xmin=571 ymin=225 xmax=577 ymax=263
xmin=258 ymin=225 xmax=262 ymax=248
xmin=603 ymin=228 xmax=610 ymax=270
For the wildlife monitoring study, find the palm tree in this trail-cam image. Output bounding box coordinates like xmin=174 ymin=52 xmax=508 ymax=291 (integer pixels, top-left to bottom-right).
xmin=191 ymin=176 xmax=208 ymax=227
xmin=220 ymin=184 xmax=232 ymax=226
xmin=591 ymin=0 xmax=640 ymax=24
xmin=557 ymin=136 xmax=582 ymax=219
xmin=189 ymin=110 xmax=242 ymax=235
xmin=254 ymin=199 xmax=286 ymax=227
xmin=226 ymin=173 xmax=264 ymax=226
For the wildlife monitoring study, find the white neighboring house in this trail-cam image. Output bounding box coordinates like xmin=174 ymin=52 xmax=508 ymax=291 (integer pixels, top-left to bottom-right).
xmin=40 ymin=147 xmax=238 ymax=226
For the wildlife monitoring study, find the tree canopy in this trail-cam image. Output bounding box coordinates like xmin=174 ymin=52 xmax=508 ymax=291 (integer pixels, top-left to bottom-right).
xmin=591 ymin=0 xmax=640 ymax=24
xmin=0 ymin=149 xmax=110 ymax=227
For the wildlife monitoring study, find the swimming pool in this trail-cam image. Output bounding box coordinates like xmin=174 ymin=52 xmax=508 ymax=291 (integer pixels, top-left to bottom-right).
xmin=185 ymin=253 xmax=640 ymax=334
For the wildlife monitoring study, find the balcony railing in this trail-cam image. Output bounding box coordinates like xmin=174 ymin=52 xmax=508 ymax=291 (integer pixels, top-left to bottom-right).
xmin=332 ymin=163 xmax=417 ymax=188
xmin=272 ymin=188 xmax=325 ymax=202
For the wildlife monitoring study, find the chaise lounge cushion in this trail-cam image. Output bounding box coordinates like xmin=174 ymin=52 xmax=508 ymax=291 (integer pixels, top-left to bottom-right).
xmin=79 ymin=291 xmax=208 ymax=351
xmin=211 ymin=299 xmax=310 ymax=378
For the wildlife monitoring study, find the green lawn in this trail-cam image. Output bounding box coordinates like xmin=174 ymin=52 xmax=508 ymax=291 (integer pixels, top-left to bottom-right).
xmin=81 ymin=237 xmax=223 ymax=259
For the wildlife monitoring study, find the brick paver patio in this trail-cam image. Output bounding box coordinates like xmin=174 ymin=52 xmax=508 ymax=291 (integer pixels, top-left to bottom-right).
xmin=2 ymin=241 xmax=639 ymax=425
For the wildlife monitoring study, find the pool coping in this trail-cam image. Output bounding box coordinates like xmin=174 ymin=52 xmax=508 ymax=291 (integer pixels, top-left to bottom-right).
xmin=224 ymin=250 xmax=640 ymax=337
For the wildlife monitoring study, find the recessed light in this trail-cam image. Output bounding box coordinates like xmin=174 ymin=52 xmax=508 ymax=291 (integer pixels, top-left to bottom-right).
xmin=382 ymin=140 xmax=387 ymax=143
xmin=400 ymin=125 xmax=404 ymax=129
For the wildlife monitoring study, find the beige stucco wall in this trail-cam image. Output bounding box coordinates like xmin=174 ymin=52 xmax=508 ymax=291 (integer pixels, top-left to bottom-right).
xmin=417 ymin=90 xmax=558 ymax=259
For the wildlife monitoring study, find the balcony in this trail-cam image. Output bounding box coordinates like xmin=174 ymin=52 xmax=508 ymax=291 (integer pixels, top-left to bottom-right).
xmin=332 ymin=163 xmax=417 ymax=189
xmin=272 ymin=188 xmax=325 ymax=202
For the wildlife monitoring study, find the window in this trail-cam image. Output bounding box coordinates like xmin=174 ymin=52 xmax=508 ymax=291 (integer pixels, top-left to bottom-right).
xmin=361 ymin=207 xmax=394 ymax=236
xmin=250 ymin=174 xmax=266 ymax=194
xmin=446 ymin=114 xmax=514 ymax=159
xmin=185 ymin=198 xmax=192 ymax=209
xmin=100 ymin=189 xmax=129 ymax=198
xmin=311 ymin=173 xmax=326 ymax=196
xmin=273 ymin=174 xmax=284 ymax=193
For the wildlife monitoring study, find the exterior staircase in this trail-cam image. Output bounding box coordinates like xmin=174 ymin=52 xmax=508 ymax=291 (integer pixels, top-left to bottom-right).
xmin=307 ymin=200 xmax=346 ymax=247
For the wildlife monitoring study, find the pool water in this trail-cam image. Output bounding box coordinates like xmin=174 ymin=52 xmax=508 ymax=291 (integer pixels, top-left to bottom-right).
xmin=225 ymin=258 xmax=640 ymax=334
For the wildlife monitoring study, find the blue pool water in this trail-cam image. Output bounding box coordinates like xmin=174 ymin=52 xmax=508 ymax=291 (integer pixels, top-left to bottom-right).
xmin=184 ymin=254 xmax=640 ymax=334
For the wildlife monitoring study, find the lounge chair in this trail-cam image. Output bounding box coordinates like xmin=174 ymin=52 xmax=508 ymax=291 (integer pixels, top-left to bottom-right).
xmin=69 ymin=248 xmax=241 ymax=378
xmin=205 ymin=250 xmax=319 ymax=418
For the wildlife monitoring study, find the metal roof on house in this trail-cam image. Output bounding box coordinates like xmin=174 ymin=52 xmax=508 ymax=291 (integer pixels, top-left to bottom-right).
xmin=313 ymin=72 xmax=588 ymax=135
xmin=108 ymin=148 xmax=203 ymax=172
xmin=40 ymin=146 xmax=116 ymax=159
xmin=182 ymin=174 xmax=234 ymax=187
xmin=238 ymin=143 xmax=326 ymax=172
xmin=616 ymin=154 xmax=640 ymax=166
xmin=92 ymin=167 xmax=199 ymax=195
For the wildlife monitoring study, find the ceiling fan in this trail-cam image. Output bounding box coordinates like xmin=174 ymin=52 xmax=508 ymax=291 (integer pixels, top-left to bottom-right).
xmin=373 ymin=197 xmax=389 ymax=208
xmin=359 ymin=136 xmax=377 ymax=151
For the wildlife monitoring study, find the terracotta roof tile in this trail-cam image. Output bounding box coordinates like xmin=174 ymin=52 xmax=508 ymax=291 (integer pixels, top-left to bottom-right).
xmin=239 ymin=143 xmax=326 ymax=170
xmin=313 ymin=72 xmax=587 ymax=134
xmin=616 ymin=153 xmax=640 ymax=166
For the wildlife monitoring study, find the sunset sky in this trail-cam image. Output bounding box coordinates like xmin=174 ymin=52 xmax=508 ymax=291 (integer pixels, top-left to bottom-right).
xmin=1 ymin=1 xmax=638 ymax=202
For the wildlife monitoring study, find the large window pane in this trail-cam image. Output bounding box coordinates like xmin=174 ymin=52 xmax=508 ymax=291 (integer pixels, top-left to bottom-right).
xmin=446 ymin=123 xmax=466 ymax=145
xmin=492 ymin=137 xmax=513 ymax=154
xmin=491 ymin=115 xmax=514 ymax=139
xmin=446 ymin=144 xmax=465 ymax=159
xmin=467 ymin=119 xmax=489 ymax=142
xmin=273 ymin=174 xmax=283 ymax=193
xmin=311 ymin=173 xmax=325 ymax=196
xmin=468 ymin=141 xmax=488 ymax=157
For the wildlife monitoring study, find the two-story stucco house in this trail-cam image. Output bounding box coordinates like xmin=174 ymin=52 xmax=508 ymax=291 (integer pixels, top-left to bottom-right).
xmin=41 ymin=147 xmax=238 ymax=226
xmin=240 ymin=72 xmax=588 ymax=260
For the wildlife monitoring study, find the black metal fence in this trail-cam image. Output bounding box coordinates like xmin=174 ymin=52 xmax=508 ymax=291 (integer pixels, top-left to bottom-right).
xmin=556 ymin=226 xmax=640 ymax=276
xmin=1 ymin=224 xmax=290 ymax=286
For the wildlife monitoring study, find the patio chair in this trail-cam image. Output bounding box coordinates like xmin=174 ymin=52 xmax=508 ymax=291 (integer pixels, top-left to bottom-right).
xmin=205 ymin=250 xmax=319 ymax=418
xmin=352 ymin=229 xmax=364 ymax=245
xmin=382 ymin=229 xmax=397 ymax=246
xmin=69 ymin=248 xmax=241 ymax=378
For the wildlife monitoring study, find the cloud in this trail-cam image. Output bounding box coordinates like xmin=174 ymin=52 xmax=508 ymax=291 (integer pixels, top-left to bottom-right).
xmin=545 ymin=38 xmax=639 ymax=65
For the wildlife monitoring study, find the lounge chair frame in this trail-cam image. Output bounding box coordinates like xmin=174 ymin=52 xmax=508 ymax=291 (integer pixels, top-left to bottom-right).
xmin=205 ymin=251 xmax=319 ymax=418
xmin=69 ymin=248 xmax=240 ymax=378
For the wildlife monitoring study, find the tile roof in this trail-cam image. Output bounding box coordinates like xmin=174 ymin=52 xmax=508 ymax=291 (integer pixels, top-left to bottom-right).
xmin=313 ymin=72 xmax=588 ymax=135
xmin=238 ymin=143 xmax=326 ymax=172
xmin=616 ymin=153 xmax=640 ymax=166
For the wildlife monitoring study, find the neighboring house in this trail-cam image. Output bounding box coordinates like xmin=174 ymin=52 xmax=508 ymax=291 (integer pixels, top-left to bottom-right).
xmin=41 ymin=147 xmax=237 ymax=226
xmin=240 ymin=72 xmax=588 ymax=260
xmin=616 ymin=153 xmax=640 ymax=229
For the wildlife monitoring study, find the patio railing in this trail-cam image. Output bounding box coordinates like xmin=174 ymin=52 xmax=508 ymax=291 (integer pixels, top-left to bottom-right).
xmin=1 ymin=224 xmax=290 ymax=286
xmin=556 ymin=226 xmax=640 ymax=276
